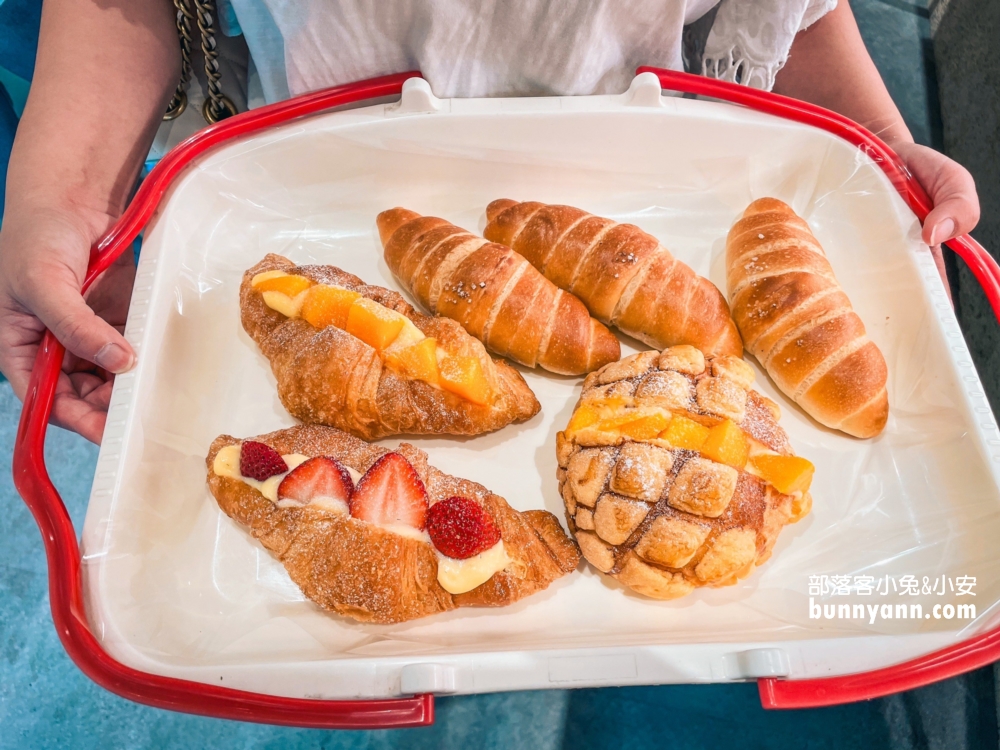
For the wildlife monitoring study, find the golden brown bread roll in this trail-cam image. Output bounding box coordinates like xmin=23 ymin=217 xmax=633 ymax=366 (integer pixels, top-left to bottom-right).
xmin=483 ymin=199 xmax=743 ymax=358
xmin=725 ymin=198 xmax=888 ymax=438
xmin=377 ymin=208 xmax=621 ymax=375
xmin=241 ymin=254 xmax=539 ymax=440
xmin=207 ymin=425 xmax=580 ymax=624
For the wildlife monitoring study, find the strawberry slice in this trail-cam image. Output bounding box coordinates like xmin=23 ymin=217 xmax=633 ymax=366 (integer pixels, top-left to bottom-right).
xmin=240 ymin=440 xmax=288 ymax=481
xmin=426 ymin=496 xmax=501 ymax=559
xmin=277 ymin=456 xmax=354 ymax=510
xmin=350 ymin=452 xmax=428 ymax=529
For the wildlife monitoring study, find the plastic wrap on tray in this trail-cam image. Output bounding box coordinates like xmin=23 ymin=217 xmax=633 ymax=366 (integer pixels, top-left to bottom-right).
xmin=79 ymin=90 xmax=1000 ymax=698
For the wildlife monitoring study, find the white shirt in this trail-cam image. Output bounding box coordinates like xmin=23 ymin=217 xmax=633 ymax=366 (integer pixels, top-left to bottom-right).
xmin=225 ymin=0 xmax=836 ymax=103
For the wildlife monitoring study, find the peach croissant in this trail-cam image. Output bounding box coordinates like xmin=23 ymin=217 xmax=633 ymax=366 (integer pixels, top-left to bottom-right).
xmin=241 ymin=254 xmax=539 ymax=440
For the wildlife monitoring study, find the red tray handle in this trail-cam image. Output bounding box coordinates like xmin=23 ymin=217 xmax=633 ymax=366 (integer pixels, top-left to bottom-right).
xmin=12 ymin=71 xmax=434 ymax=729
xmin=639 ymin=66 xmax=1000 ymax=708
xmin=13 ymin=64 xmax=1000 ymax=722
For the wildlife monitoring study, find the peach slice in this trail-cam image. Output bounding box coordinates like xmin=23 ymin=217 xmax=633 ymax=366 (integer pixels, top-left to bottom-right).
xmin=302 ymin=285 xmax=361 ymax=329
xmin=567 ymin=404 xmax=601 ymax=434
xmin=658 ymin=414 xmax=710 ymax=451
xmin=751 ymin=454 xmax=815 ymax=494
xmin=700 ymin=419 xmax=749 ymax=470
xmin=594 ymin=412 xmax=650 ymax=434
xmin=345 ymin=297 xmax=407 ymax=352
xmin=617 ymin=412 xmax=672 ymax=440
xmin=385 ymin=337 xmax=441 ymax=386
xmin=438 ymin=354 xmax=490 ymax=405
xmin=254 ymin=273 xmax=313 ymax=298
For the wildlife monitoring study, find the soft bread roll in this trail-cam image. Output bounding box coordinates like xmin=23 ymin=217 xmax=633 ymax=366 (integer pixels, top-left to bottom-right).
xmin=725 ymin=198 xmax=888 ymax=438
xmin=483 ymin=199 xmax=743 ymax=358
xmin=207 ymin=425 xmax=580 ymax=624
xmin=377 ymin=208 xmax=621 ymax=375
xmin=241 ymin=255 xmax=539 ymax=440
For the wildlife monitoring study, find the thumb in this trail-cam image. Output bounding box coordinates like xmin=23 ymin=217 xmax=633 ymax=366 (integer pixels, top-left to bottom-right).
xmin=31 ymin=281 xmax=135 ymax=373
xmin=923 ymin=201 xmax=962 ymax=248
xmin=919 ymin=168 xmax=979 ymax=247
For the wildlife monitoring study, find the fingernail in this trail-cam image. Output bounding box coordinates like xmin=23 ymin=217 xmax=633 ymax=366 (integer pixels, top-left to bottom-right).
xmin=94 ymin=343 xmax=135 ymax=374
xmin=930 ymin=218 xmax=955 ymax=246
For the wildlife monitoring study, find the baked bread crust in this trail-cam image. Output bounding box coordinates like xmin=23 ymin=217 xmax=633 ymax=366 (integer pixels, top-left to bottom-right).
xmin=557 ymin=348 xmax=809 ymax=600
xmin=240 ymin=254 xmax=540 ymax=440
xmin=377 ymin=208 xmax=621 ymax=375
xmin=483 ymin=199 xmax=743 ymax=357
xmin=725 ymin=198 xmax=889 ymax=438
xmin=207 ymin=425 xmax=580 ymax=624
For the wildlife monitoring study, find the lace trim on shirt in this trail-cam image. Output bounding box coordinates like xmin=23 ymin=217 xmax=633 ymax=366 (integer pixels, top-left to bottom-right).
xmin=703 ymin=38 xmax=781 ymax=90
xmin=702 ymin=0 xmax=837 ymax=91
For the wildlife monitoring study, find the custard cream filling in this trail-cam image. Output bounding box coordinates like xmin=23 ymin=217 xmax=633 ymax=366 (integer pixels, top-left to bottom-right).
xmin=212 ymin=443 xmax=507 ymax=592
xmin=213 ymin=444 xmax=314 ymax=504
xmin=261 ymin=288 xmax=309 ymax=318
xmin=436 ymin=541 xmax=510 ymax=595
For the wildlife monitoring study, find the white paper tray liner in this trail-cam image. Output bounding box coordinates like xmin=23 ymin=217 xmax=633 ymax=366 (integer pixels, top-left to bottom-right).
xmin=82 ymin=92 xmax=1000 ymax=691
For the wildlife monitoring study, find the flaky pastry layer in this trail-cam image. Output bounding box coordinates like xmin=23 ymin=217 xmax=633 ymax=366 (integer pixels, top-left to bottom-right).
xmin=207 ymin=424 xmax=580 ymax=624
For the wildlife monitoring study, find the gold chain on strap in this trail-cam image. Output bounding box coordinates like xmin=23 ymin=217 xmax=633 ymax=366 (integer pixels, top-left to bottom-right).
xmin=193 ymin=0 xmax=238 ymax=123
xmin=163 ymin=0 xmax=195 ymax=119
xmin=163 ymin=0 xmax=237 ymax=123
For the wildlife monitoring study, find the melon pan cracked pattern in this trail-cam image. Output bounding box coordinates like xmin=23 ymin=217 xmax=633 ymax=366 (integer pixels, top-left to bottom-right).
xmin=557 ymin=347 xmax=811 ymax=600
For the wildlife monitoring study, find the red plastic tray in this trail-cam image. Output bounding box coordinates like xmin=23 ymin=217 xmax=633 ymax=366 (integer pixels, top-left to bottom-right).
xmin=11 ymin=67 xmax=1000 ymax=726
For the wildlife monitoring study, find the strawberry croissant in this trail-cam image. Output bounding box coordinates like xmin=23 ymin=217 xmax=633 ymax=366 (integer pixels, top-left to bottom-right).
xmin=207 ymin=425 xmax=580 ymax=624
xmin=377 ymin=208 xmax=621 ymax=376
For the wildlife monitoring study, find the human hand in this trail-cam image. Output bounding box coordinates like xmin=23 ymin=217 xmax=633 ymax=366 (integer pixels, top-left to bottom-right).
xmin=0 ymin=206 xmax=136 ymax=443
xmin=893 ymin=141 xmax=980 ymax=291
xmin=772 ymin=0 xmax=979 ymax=288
